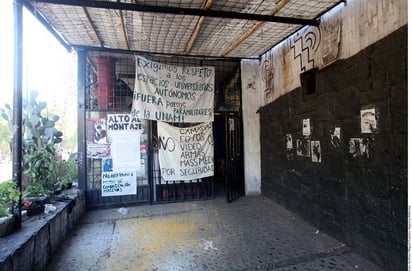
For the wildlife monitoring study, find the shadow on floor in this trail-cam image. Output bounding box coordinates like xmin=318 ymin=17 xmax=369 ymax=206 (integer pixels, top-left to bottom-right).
xmin=47 ymin=192 xmax=383 ymax=271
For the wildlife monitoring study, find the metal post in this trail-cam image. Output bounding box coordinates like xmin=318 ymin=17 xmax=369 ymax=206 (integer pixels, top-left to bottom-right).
xmin=13 ymin=0 xmax=23 ymax=229
xmin=77 ymin=49 xmax=87 ymax=191
xmin=148 ymin=120 xmax=154 ymax=204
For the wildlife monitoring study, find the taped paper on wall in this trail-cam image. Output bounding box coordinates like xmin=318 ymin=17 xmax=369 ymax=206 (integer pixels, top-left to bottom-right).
xmin=360 ymin=108 xmax=377 ymax=133
xmin=303 ymin=119 xmax=311 ymax=136
xmin=311 ymin=141 xmax=321 ymax=162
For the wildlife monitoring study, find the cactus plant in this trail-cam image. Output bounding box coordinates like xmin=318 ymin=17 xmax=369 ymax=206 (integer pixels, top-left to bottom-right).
xmin=1 ymin=90 xmax=65 ymax=198
xmin=0 ymin=90 xmax=63 ymax=150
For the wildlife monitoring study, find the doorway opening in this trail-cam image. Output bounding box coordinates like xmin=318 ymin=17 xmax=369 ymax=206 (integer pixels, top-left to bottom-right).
xmin=214 ymin=113 xmax=245 ymax=202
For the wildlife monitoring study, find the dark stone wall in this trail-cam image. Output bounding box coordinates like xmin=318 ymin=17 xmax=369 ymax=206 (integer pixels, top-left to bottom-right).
xmin=260 ymin=26 xmax=407 ymax=270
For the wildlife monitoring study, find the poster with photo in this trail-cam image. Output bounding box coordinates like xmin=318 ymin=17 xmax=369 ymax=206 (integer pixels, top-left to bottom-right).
xmin=311 ymin=141 xmax=321 ymax=162
xmin=286 ymin=134 xmax=293 ymax=150
xmin=103 ymin=158 xmax=113 ymax=172
xmin=296 ymin=139 xmax=311 ymax=157
xmin=349 ymin=138 xmax=371 ymax=159
xmin=94 ymin=123 xmax=107 ymax=144
xmin=330 ymin=127 xmax=341 ymax=149
xmin=86 ymin=116 xmax=111 ymax=158
xmin=87 ymin=144 xmax=111 ymax=158
xmin=360 ymin=108 xmax=377 ymax=133
xmin=302 ymin=119 xmax=311 ymax=136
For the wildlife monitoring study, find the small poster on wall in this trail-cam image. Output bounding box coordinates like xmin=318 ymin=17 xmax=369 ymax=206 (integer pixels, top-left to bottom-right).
xmin=94 ymin=123 xmax=107 ymax=144
xmin=360 ymin=108 xmax=377 ymax=133
xmin=286 ymin=134 xmax=293 ymax=150
xmin=302 ymin=118 xmax=311 ymax=136
xmin=296 ymin=139 xmax=311 ymax=157
xmin=86 ymin=116 xmax=111 ymax=158
xmin=103 ymin=158 xmax=113 ymax=172
xmin=330 ymin=127 xmax=341 ymax=149
xmin=102 ymin=171 xmax=137 ymax=197
xmin=349 ymin=138 xmax=371 ymax=160
xmin=311 ymin=141 xmax=321 ymax=162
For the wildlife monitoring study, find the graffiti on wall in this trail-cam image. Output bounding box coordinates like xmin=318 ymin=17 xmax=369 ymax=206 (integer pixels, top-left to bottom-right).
xmin=321 ymin=19 xmax=341 ymax=64
xmin=282 ymin=45 xmax=293 ymax=89
xmin=359 ymin=2 xmax=379 ymax=40
xmin=262 ymin=53 xmax=275 ymax=104
xmin=290 ymin=26 xmax=321 ymax=72
xmin=246 ymin=75 xmax=257 ymax=94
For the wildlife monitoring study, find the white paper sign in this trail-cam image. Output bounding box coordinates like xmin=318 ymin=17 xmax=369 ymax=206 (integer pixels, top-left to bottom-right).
xmin=107 ymin=114 xmax=143 ymax=172
xmin=157 ymin=122 xmax=214 ymax=181
xmin=132 ymin=56 xmax=215 ymax=123
xmin=111 ymin=135 xmax=141 ymax=171
xmin=302 ymin=118 xmax=311 ymax=136
xmin=102 ymin=171 xmax=137 ymax=197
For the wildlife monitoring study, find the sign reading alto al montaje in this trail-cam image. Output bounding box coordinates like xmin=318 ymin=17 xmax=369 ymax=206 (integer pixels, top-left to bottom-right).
xmin=131 ymin=56 xmax=215 ymax=123
xmin=158 ymin=122 xmax=214 ymax=181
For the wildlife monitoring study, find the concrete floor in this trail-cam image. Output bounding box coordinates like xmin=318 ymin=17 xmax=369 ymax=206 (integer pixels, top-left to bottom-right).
xmin=47 ymin=192 xmax=383 ymax=271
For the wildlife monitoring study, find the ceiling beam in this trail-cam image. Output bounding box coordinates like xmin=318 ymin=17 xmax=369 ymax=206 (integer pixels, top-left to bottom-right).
xmin=29 ymin=0 xmax=319 ymax=26
xmin=118 ymin=9 xmax=130 ymax=50
xmin=83 ymin=6 xmax=104 ymax=48
xmin=224 ymin=0 xmax=290 ymax=56
xmin=185 ymin=0 xmax=214 ymax=54
xmin=73 ymin=44 xmax=257 ymax=60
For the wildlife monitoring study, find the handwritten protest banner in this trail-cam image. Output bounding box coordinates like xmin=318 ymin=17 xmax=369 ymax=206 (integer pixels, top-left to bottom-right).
xmin=157 ymin=122 xmax=214 ymax=181
xmin=102 ymin=171 xmax=137 ymax=197
xmin=132 ymin=56 xmax=215 ymax=123
xmin=107 ymin=114 xmax=143 ymax=172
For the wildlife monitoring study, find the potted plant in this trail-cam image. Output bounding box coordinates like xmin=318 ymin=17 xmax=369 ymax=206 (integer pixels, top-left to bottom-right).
xmin=52 ymin=158 xmax=78 ymax=193
xmin=0 ymin=180 xmax=20 ymax=237
xmin=22 ymin=144 xmax=56 ymax=215
xmin=1 ymin=90 xmax=64 ymax=216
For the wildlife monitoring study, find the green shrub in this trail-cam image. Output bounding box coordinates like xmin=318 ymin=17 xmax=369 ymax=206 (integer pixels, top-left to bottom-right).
xmin=0 ymin=180 xmax=20 ymax=217
xmin=23 ymin=144 xmax=57 ymax=197
xmin=53 ymin=158 xmax=78 ymax=190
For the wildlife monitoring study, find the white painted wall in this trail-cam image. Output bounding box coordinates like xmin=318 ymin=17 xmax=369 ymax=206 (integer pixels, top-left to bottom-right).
xmin=339 ymin=0 xmax=408 ymax=59
xmin=241 ymin=60 xmax=263 ymax=195
xmin=240 ymin=0 xmax=407 ymax=195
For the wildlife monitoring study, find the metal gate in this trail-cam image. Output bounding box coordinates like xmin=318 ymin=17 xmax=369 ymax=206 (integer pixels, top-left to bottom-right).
xmin=222 ymin=113 xmax=245 ymax=202
xmin=78 ymin=50 xmax=243 ymax=208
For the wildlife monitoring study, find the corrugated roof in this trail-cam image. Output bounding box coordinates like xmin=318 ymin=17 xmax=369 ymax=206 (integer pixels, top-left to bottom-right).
xmin=24 ymin=0 xmax=344 ymax=58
